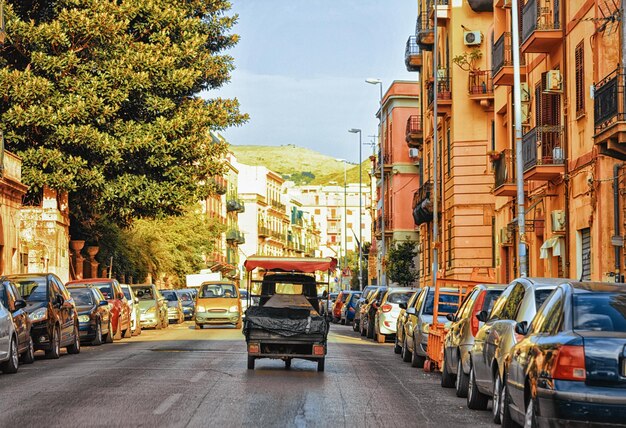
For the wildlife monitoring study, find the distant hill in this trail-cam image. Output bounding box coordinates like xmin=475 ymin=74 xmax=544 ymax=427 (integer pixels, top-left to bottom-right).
xmin=230 ymin=144 xmax=368 ymax=186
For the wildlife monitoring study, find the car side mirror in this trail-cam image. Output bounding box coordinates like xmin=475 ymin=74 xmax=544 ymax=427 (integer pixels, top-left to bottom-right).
xmin=476 ymin=310 xmax=488 ymax=323
xmin=406 ymin=307 xmax=416 ymax=316
xmin=514 ymin=321 xmax=529 ymax=336
xmin=446 ymin=313 xmax=456 ymax=322
xmin=14 ymin=300 xmax=26 ymax=310
xmin=399 ymin=302 xmax=407 ymax=310
xmin=99 ymin=300 xmax=108 ymax=307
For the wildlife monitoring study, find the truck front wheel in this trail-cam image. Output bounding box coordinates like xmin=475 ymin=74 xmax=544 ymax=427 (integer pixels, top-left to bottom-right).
xmin=247 ymin=356 xmax=255 ymax=370
xmin=317 ymin=358 xmax=325 ymax=372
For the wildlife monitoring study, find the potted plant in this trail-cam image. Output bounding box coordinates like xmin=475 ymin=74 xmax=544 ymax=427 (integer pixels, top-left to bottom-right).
xmin=487 ymin=150 xmax=502 ymax=162
xmin=453 ymin=48 xmax=484 ymax=93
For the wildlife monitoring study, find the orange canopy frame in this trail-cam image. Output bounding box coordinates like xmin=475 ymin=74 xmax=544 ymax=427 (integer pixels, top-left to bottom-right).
xmin=243 ymin=256 xmax=338 ymax=273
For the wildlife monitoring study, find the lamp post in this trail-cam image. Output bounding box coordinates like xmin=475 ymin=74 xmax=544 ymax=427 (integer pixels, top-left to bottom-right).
xmin=349 ymin=128 xmax=363 ymax=290
xmin=366 ymin=78 xmax=385 ymax=286
xmin=335 ymin=159 xmax=349 ymax=279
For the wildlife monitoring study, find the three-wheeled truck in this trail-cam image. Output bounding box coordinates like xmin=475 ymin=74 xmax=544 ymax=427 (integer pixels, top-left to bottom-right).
xmin=242 ymin=256 xmax=337 ymax=372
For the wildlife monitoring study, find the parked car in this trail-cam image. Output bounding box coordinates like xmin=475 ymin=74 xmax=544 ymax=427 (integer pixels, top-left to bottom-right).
xmin=394 ymin=291 xmax=421 ymax=354
xmin=176 ymin=290 xmax=196 ymax=320
xmin=402 ymin=286 xmax=459 ymax=368
xmin=373 ymin=287 xmax=416 ymax=343
xmin=132 ymin=284 xmax=168 ymax=329
xmin=441 ymin=283 xmax=506 ymax=391
xmin=501 ymin=281 xmax=626 ymax=428
xmin=161 ymin=290 xmax=184 ymax=324
xmin=467 ymin=277 xmax=561 ymax=419
xmin=340 ymin=291 xmax=362 ymax=325
xmin=67 ymin=278 xmax=132 ymax=339
xmin=67 ymin=285 xmax=111 ymax=345
xmin=195 ymin=282 xmax=242 ymax=329
xmin=120 ymin=284 xmax=141 ymax=336
xmin=360 ymin=286 xmax=388 ymax=339
xmin=353 ymin=285 xmax=379 ymax=332
xmin=6 ymin=273 xmax=80 ymax=359
xmin=0 ymin=299 xmax=19 ymax=373
xmin=0 ymin=278 xmax=34 ymax=364
xmin=320 ymin=292 xmax=338 ymax=318
xmin=331 ymin=290 xmax=350 ymax=323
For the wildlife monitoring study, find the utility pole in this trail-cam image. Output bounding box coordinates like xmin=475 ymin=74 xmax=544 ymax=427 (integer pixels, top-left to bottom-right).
xmin=432 ymin=2 xmax=439 ymax=295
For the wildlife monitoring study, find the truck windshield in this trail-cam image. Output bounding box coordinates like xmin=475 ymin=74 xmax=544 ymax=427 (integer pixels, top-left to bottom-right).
xmin=275 ymin=283 xmax=303 ymax=295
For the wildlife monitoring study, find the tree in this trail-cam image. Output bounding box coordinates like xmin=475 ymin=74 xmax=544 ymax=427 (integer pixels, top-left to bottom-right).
xmin=386 ymin=241 xmax=418 ymax=287
xmin=0 ymin=0 xmax=247 ymax=238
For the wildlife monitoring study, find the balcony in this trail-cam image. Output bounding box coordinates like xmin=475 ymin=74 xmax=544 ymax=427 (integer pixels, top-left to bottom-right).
xmin=258 ymin=225 xmax=271 ymax=238
xmin=468 ymin=70 xmax=494 ymax=109
xmin=405 ymin=115 xmax=423 ymax=149
xmin=521 ymin=0 xmax=562 ymax=53
xmin=522 ymin=125 xmax=565 ymax=181
xmin=226 ymin=229 xmax=245 ymax=245
xmin=373 ymin=151 xmax=392 ymax=178
xmin=412 ymin=182 xmax=434 ymax=226
xmin=427 ymin=76 xmax=452 ymax=116
xmin=226 ymin=197 xmax=245 ymax=213
xmin=374 ymin=215 xmax=393 ymax=237
xmin=270 ymin=200 xmax=286 ymax=212
xmin=594 ymin=69 xmax=626 ymax=160
xmin=428 ymin=0 xmax=450 ymax=25
xmin=405 ymin=36 xmax=422 ymax=72
xmin=416 ymin=12 xmax=434 ymax=49
xmin=492 ymin=32 xmax=527 ymax=86
xmin=491 ymin=149 xmax=521 ymax=197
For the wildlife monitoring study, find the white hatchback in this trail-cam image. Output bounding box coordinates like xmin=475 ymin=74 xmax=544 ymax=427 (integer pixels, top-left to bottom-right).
xmin=374 ymin=287 xmax=417 ymax=343
xmin=0 ymin=299 xmax=18 ymax=374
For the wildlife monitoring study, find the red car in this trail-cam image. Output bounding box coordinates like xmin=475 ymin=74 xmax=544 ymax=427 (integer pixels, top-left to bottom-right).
xmin=66 ymin=279 xmax=131 ymax=340
xmin=331 ymin=290 xmax=350 ymax=323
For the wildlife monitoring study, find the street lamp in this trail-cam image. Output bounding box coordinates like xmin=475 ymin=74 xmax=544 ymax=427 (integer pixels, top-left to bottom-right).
xmin=366 ymin=78 xmax=385 ymax=286
xmin=336 ymin=159 xmax=349 ymax=275
xmin=348 ymin=128 xmax=363 ymax=291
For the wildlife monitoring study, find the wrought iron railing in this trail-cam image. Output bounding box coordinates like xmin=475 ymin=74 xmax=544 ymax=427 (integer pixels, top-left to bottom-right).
xmin=405 ymin=36 xmax=422 ymax=72
xmin=594 ymin=68 xmax=626 ymax=133
xmin=427 ymin=76 xmax=452 ymax=108
xmin=522 ymin=125 xmax=564 ymax=171
xmin=493 ymin=149 xmax=515 ymax=189
xmin=522 ymin=0 xmax=561 ymax=45
xmin=468 ymin=70 xmax=493 ymax=96
xmin=406 ymin=115 xmax=423 ymax=136
xmin=412 ymin=182 xmax=434 ymax=225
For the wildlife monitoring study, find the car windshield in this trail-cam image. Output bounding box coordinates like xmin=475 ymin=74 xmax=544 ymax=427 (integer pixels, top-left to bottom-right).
xmin=573 ymin=293 xmax=626 ymax=332
xmin=69 ymin=288 xmax=95 ymax=306
xmin=200 ymin=284 xmax=237 ymax=298
xmin=12 ymin=277 xmax=47 ymax=302
xmin=132 ymin=286 xmax=155 ymax=301
xmin=178 ymin=292 xmax=192 ymax=302
xmin=162 ymin=291 xmax=178 ymax=301
xmin=72 ymin=282 xmax=114 ymax=299
xmin=423 ymin=291 xmax=459 ymax=316
xmin=387 ymin=292 xmax=414 ymax=305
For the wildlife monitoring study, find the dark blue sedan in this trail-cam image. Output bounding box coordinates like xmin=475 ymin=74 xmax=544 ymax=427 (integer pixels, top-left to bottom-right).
xmin=501 ymin=281 xmax=626 ymax=427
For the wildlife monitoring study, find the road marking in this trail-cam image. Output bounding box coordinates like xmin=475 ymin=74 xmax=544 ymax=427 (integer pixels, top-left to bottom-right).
xmin=190 ymin=371 xmax=206 ymax=383
xmin=153 ymin=393 xmax=182 ymax=415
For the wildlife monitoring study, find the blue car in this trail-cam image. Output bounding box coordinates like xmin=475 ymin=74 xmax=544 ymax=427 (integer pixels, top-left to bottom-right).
xmin=340 ymin=291 xmax=362 ymax=324
xmin=175 ymin=290 xmax=195 ymax=320
xmin=501 ymin=281 xmax=626 ymax=427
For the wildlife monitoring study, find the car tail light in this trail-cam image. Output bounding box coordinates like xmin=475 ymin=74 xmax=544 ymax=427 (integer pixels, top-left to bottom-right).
xmin=313 ymin=345 xmax=325 ymax=356
xmin=248 ymin=343 xmax=260 ymax=354
xmin=552 ymin=345 xmax=586 ymax=381
xmin=470 ymin=291 xmax=487 ymax=337
xmin=381 ymin=304 xmax=392 ymax=313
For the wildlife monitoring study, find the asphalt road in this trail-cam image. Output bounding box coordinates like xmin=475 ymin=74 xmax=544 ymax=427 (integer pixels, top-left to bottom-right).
xmin=0 ymin=322 xmax=494 ymax=427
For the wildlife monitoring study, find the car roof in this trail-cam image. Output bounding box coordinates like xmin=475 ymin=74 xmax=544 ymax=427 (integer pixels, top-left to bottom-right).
xmin=565 ymin=281 xmax=626 ymax=293
xmin=519 ymin=277 xmax=572 ymax=286
xmin=200 ymin=281 xmax=236 ymax=286
xmin=478 ymin=283 xmax=508 ymax=290
xmin=67 ymin=278 xmax=114 ymax=284
xmin=387 ymin=287 xmax=417 ymax=292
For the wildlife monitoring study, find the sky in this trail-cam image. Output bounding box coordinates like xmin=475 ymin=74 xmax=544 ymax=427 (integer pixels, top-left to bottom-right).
xmin=210 ymin=1 xmax=418 ymax=164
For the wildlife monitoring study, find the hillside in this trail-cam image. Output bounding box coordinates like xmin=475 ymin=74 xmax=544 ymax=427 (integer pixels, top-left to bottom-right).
xmin=230 ymin=144 xmax=368 ymax=185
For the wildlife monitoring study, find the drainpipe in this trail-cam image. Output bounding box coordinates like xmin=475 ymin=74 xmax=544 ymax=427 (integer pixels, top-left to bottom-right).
xmin=562 ymin=0 xmax=570 ymax=278
xmin=614 ymin=163 xmax=624 ymax=282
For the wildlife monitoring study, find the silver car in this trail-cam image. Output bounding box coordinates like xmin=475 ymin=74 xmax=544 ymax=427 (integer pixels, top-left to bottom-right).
xmin=441 ymin=284 xmax=506 ymax=394
xmin=466 ymin=277 xmax=562 ymax=421
xmin=0 ymin=299 xmax=18 ymax=374
xmin=120 ymin=284 xmax=141 ymax=336
xmin=373 ymin=287 xmax=416 ymax=343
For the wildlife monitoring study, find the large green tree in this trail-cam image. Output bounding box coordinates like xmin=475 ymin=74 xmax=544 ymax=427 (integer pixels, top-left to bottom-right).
xmin=386 ymin=240 xmax=418 ymax=287
xmin=0 ymin=0 xmax=247 ymax=237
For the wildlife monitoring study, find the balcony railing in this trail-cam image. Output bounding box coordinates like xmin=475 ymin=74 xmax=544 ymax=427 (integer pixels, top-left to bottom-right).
xmin=226 ymin=198 xmax=245 ymax=213
xmin=468 ymin=70 xmax=493 ymax=96
xmin=594 ymin=69 xmax=626 ymax=134
xmin=405 ymin=36 xmax=422 ymax=72
xmin=427 ymin=77 xmax=452 ymax=108
xmin=493 ymin=149 xmax=515 ymax=189
xmin=412 ymin=182 xmax=434 ymax=226
xmin=522 ymin=0 xmax=561 ymax=46
xmin=405 ymin=115 xmax=423 ymax=148
xmin=522 ymin=125 xmax=565 ymax=171
xmin=270 ymin=200 xmax=286 ymax=212
xmin=416 ymin=11 xmax=434 ymax=48
xmin=258 ymin=225 xmax=271 ymax=237
xmin=226 ymin=229 xmax=245 ymax=245
xmin=375 ymin=215 xmax=393 ymax=233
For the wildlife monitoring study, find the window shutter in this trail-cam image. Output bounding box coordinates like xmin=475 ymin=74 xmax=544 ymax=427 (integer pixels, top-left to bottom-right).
xmin=575 ymin=41 xmax=585 ymax=116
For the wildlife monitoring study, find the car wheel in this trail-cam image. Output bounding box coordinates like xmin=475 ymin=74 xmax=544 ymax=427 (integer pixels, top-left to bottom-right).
xmin=402 ymin=337 xmax=412 ymax=362
xmin=21 ymin=336 xmax=35 ymax=364
xmin=247 ymin=356 xmax=255 ymax=370
xmin=524 ymin=394 xmax=538 ymax=428
xmin=92 ymin=322 xmax=103 ymax=346
xmin=66 ymin=326 xmax=81 ymax=354
xmin=284 ymin=358 xmax=292 ymax=370
xmin=500 ymin=378 xmax=515 ymax=428
xmin=467 ymin=363 xmax=489 ymax=410
xmin=317 ymin=358 xmax=325 ymax=372
xmin=393 ymin=335 xmax=402 ymax=354
xmin=411 ymin=340 xmax=425 ymax=368
xmin=359 ymin=319 xmax=367 ymax=337
xmin=1 ymin=336 xmax=19 ymax=374
xmin=105 ymin=321 xmax=114 ymax=343
xmin=366 ymin=320 xmax=375 ymax=339
xmin=493 ymin=373 xmax=503 ymax=424
xmin=441 ymin=354 xmax=455 ymax=388
xmin=340 ymin=317 xmax=346 ymax=325
xmin=456 ymin=357 xmax=469 ymax=398
xmin=45 ymin=326 xmax=61 ymax=359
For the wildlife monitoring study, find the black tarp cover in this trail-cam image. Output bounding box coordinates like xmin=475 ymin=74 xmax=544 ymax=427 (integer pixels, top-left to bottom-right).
xmin=244 ymin=305 xmax=328 ymax=338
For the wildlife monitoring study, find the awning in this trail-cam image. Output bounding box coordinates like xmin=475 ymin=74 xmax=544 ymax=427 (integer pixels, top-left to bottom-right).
xmin=244 ymin=256 xmax=337 ymax=273
xmin=540 ymin=236 xmax=564 ymax=259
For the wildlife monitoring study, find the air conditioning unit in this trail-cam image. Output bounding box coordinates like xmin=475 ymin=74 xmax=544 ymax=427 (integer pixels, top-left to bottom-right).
xmin=521 ymin=103 xmax=531 ymax=124
xmin=520 ymin=82 xmax=530 ymax=102
xmin=500 ymin=227 xmax=513 ymax=246
xmin=551 ymin=210 xmax=566 ymax=233
xmin=408 ymin=148 xmax=420 ymax=158
xmin=464 ymin=31 xmax=483 ymax=46
xmin=545 ymin=70 xmax=563 ymax=93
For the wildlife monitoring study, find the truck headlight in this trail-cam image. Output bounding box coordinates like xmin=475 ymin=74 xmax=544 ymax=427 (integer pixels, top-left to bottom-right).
xmin=197 ymin=306 xmax=205 ymax=312
xmin=78 ymin=315 xmax=90 ymax=323
xmin=229 ymin=306 xmax=239 ymax=313
xmin=30 ymin=307 xmax=48 ymax=322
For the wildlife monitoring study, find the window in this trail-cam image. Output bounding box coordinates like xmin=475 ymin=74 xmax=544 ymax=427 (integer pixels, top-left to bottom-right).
xmin=579 ymin=228 xmax=591 ymax=280
xmin=446 ymin=221 xmax=452 ymax=269
xmin=575 ymin=41 xmax=585 ymax=117
xmin=499 ymin=282 xmax=525 ymax=319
